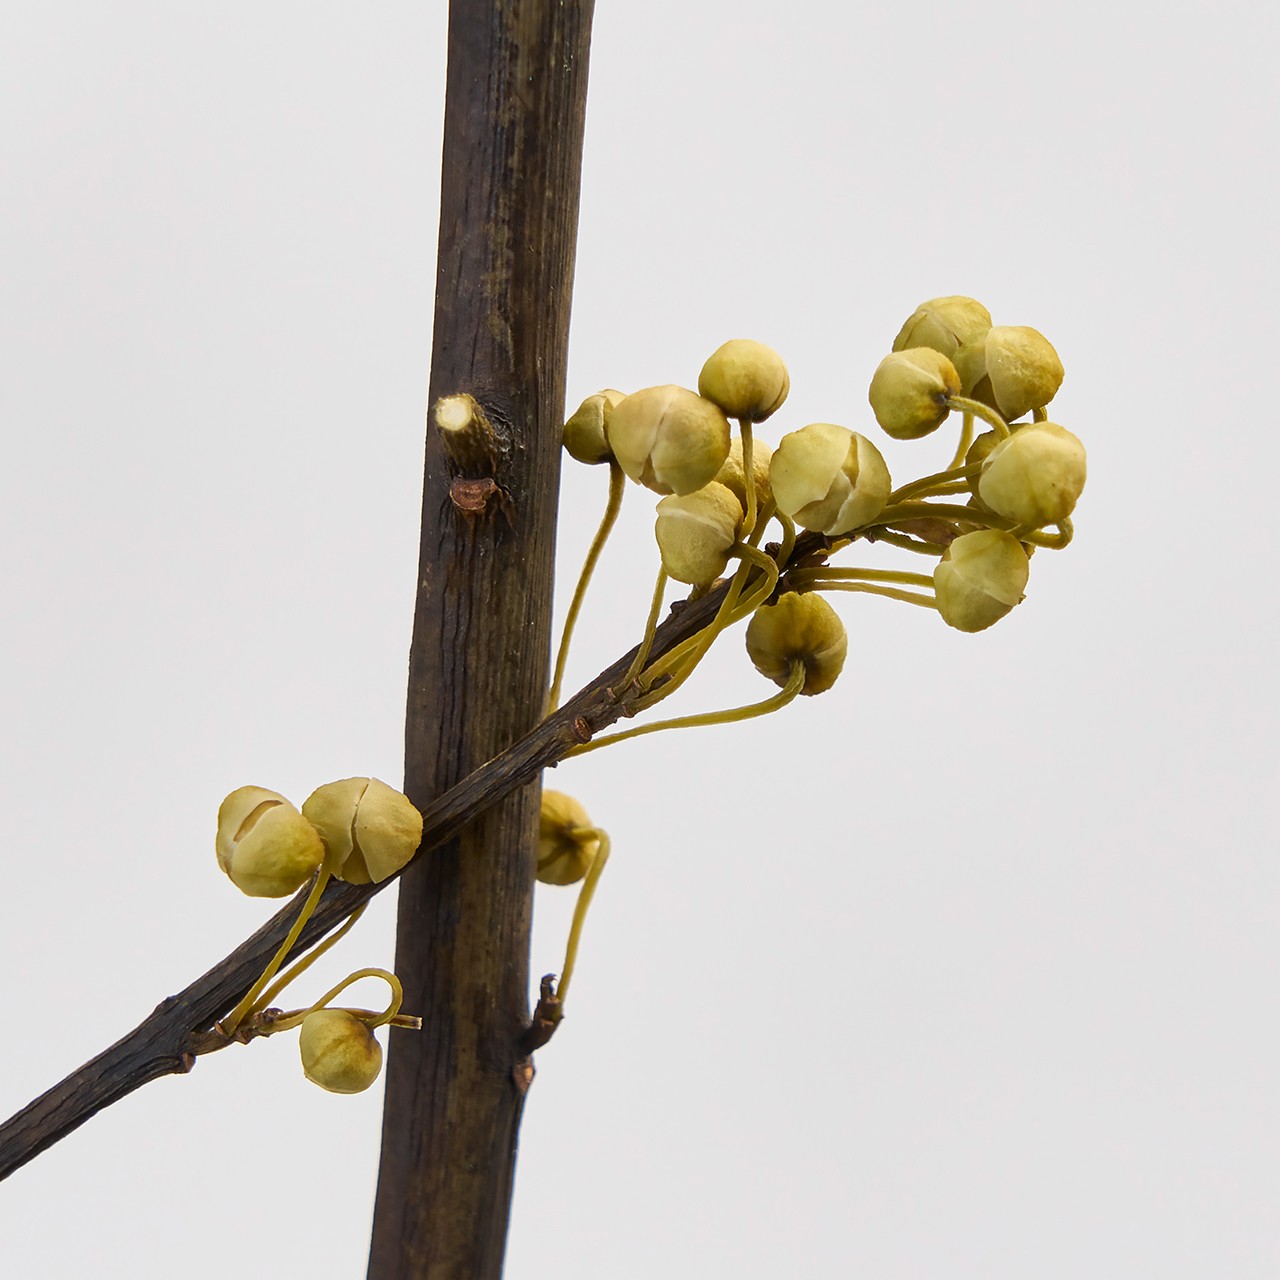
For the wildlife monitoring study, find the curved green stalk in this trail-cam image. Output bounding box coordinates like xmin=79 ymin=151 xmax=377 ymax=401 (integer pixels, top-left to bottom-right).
xmin=270 ymin=967 xmax=405 ymax=1034
xmin=947 ymin=411 xmax=975 ymax=470
xmin=222 ymin=865 xmax=333 ymax=1035
xmin=252 ymin=904 xmax=368 ymax=1014
xmin=556 ymin=828 xmax=611 ymax=1005
xmin=789 ymin=566 xmax=935 ymax=591
xmin=872 ymin=500 xmax=1015 ymax=531
xmin=819 ymin=582 xmax=938 ymax=609
xmin=863 ymin=529 xmax=947 ymax=557
xmin=739 ymin=419 xmax=757 ymax=538
xmin=547 ymin=460 xmax=626 ymax=712
xmin=945 ymin=395 xmax=1011 ymax=439
xmin=634 ymin=544 xmax=778 ymax=708
xmin=1018 ymin=517 xmax=1074 ymax=549
xmin=569 ymin=657 xmax=806 ymax=757
xmin=888 ymin=462 xmax=981 ymax=505
xmin=622 ymin=566 xmax=669 ymax=687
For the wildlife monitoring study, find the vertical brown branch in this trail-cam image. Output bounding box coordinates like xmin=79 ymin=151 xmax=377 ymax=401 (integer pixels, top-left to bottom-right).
xmin=367 ymin=3 xmax=596 ymax=1278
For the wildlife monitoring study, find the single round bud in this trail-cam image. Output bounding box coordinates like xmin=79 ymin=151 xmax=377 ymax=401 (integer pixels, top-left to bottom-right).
xmin=868 ymin=348 xmax=962 ymax=440
xmin=697 ymin=339 xmax=790 ymax=423
xmin=933 ymin=529 xmax=1030 ymax=632
xmin=715 ymin=435 xmax=773 ymax=512
xmin=654 ymin=481 xmax=743 ymax=586
xmin=563 ymin=389 xmax=626 ymax=465
xmin=893 ymin=296 xmax=992 ymax=359
xmin=216 ymin=786 xmax=325 ymax=898
xmin=957 ymin=326 xmax=1064 ymax=422
xmin=978 ymin=422 xmax=1086 ymax=527
xmin=605 ymin=385 xmax=732 ymax=496
xmin=302 ymin=778 xmax=424 ymax=885
xmin=745 ymin=591 xmax=847 ymax=696
xmin=538 ymin=791 xmax=599 ymax=886
xmin=299 ymin=1009 xmax=383 ymax=1094
xmin=769 ymin=423 xmax=891 ymax=536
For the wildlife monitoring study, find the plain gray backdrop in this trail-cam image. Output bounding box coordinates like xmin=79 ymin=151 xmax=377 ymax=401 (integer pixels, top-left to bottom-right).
xmin=2 ymin=3 xmax=1276 ymax=1276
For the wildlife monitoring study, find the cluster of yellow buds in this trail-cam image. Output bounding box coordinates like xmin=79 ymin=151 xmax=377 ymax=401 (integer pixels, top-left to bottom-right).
xmin=532 ymin=294 xmax=1087 ymax=1019
xmin=213 ymin=778 xmax=424 ymax=1093
xmin=216 ymin=779 xmax=422 ymax=897
xmin=554 ymin=293 xmax=1086 ymax=720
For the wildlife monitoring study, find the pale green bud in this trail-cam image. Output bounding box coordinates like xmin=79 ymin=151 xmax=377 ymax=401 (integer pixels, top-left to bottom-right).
xmin=893 ymin=296 xmax=992 ymax=359
xmin=868 ymin=348 xmax=962 ymax=440
xmin=769 ymin=423 xmax=891 ymax=536
xmin=538 ymin=791 xmax=599 ymax=886
xmin=216 ymin=786 xmax=325 ymax=899
xmin=955 ymin=325 xmax=1064 ymax=422
xmin=299 ymin=1009 xmax=383 ymax=1094
xmin=605 ymin=385 xmax=732 ymax=496
xmin=933 ymin=529 xmax=1030 ymax=632
xmin=978 ymin=422 xmax=1086 ymax=527
xmin=302 ymin=778 xmax=423 ymax=885
xmin=715 ymin=435 xmax=773 ymax=512
xmin=563 ymin=389 xmax=626 ymax=465
xmin=745 ymin=591 xmax=847 ymax=696
xmin=654 ymin=481 xmax=743 ymax=586
xmin=697 ymin=339 xmax=790 ymax=423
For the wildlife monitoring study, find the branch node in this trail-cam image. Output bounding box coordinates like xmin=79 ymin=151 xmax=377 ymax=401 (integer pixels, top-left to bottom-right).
xmin=517 ymin=974 xmax=563 ymax=1055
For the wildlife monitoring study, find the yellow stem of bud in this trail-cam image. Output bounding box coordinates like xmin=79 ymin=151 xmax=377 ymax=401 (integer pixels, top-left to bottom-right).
xmin=556 ymin=828 xmax=611 ymax=1006
xmin=634 ymin=543 xmax=778 ymax=706
xmin=739 ymin=419 xmax=757 ymax=539
xmin=1017 ymin=517 xmax=1074 ymax=549
xmin=547 ymin=460 xmax=626 ymax=712
xmin=864 ymin=530 xmax=947 ymax=557
xmin=251 ymin=905 xmax=368 ymax=1015
xmin=221 ymin=864 xmax=333 ymax=1035
xmin=789 ymin=566 xmax=935 ymax=590
xmin=888 ymin=462 xmax=982 ymax=505
xmin=272 ymin=967 xmax=406 ymax=1034
xmin=945 ymin=396 xmax=1011 ymax=439
xmin=872 ymin=500 xmax=1016 ymax=532
xmin=947 ymin=412 xmax=976 ymax=471
xmin=568 ymin=657 xmax=806 ymax=758
xmin=623 ymin=566 xmax=670 ymax=687
xmin=819 ymin=582 xmax=938 ymax=609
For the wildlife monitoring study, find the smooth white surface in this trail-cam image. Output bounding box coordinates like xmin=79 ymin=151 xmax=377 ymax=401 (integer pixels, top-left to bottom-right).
xmin=2 ymin=3 xmax=1276 ymax=1276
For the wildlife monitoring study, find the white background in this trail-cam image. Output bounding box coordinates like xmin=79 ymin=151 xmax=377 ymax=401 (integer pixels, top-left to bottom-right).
xmin=2 ymin=3 xmax=1277 ymax=1276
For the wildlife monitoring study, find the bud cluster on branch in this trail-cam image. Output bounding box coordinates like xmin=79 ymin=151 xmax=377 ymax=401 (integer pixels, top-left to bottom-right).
xmin=196 ymin=293 xmax=1085 ymax=1103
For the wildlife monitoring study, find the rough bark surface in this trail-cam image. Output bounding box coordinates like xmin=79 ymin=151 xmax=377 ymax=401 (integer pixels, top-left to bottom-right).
xmin=367 ymin=4 xmax=596 ymax=1277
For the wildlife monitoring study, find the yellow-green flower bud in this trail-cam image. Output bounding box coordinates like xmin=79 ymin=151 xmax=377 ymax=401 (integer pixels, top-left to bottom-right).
xmin=715 ymin=435 xmax=773 ymax=512
xmin=893 ymin=296 xmax=992 ymax=359
xmin=745 ymin=591 xmax=847 ymax=696
xmin=978 ymin=422 xmax=1086 ymax=527
xmin=955 ymin=325 xmax=1064 ymax=422
xmin=216 ymin=786 xmax=325 ymax=899
xmin=933 ymin=529 xmax=1030 ymax=632
xmin=868 ymin=348 xmax=962 ymax=440
xmin=299 ymin=1009 xmax=383 ymax=1094
xmin=769 ymin=423 xmax=891 ymax=536
xmin=654 ymin=481 xmax=743 ymax=586
xmin=697 ymin=339 xmax=790 ymax=423
xmin=605 ymin=385 xmax=732 ymax=496
xmin=538 ymin=791 xmax=599 ymax=886
xmin=563 ymin=389 xmax=626 ymax=465
xmin=301 ymin=778 xmax=423 ymax=885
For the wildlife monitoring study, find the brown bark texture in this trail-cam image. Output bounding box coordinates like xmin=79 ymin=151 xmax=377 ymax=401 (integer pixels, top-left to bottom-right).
xmin=367 ymin=3 xmax=596 ymax=1277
